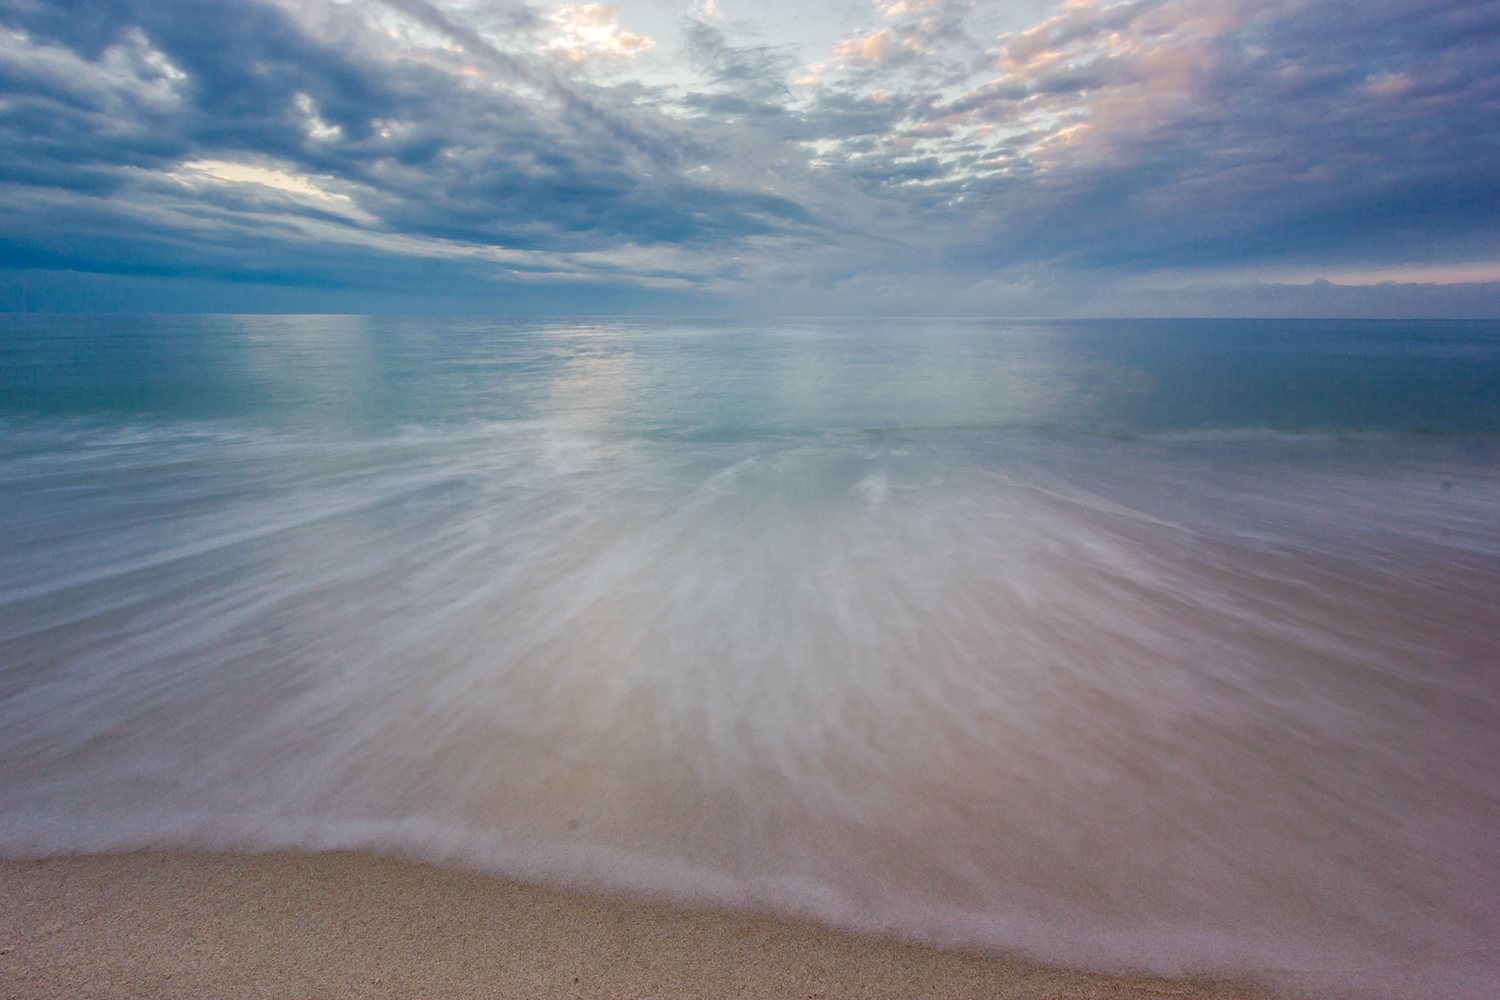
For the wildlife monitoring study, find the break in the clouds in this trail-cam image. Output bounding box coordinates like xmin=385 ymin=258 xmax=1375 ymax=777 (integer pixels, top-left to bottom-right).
xmin=0 ymin=0 xmax=1496 ymax=314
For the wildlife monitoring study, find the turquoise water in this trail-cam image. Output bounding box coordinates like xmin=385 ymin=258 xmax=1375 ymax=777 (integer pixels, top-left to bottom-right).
xmin=5 ymin=315 xmax=1498 ymax=434
xmin=2 ymin=316 xmax=1498 ymax=997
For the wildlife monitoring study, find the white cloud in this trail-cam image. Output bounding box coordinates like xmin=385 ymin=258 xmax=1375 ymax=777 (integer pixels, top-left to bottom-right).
xmin=179 ymin=160 xmax=352 ymax=203
xmin=545 ymin=4 xmax=653 ymax=60
xmin=293 ymin=93 xmax=343 ymax=141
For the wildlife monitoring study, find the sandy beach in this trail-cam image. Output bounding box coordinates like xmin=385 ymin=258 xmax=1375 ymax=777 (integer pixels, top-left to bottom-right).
xmin=0 ymin=851 xmax=1265 ymax=999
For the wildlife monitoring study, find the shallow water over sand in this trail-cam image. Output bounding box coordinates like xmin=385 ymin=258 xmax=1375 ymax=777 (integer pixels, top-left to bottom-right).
xmin=2 ymin=317 xmax=1498 ymax=997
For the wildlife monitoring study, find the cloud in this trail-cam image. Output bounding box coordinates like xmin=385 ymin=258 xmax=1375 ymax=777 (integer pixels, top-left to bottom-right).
xmin=545 ymin=4 xmax=653 ymax=61
xmin=798 ymin=0 xmax=1500 ymax=279
xmin=827 ymin=0 xmax=982 ymax=81
xmin=0 ymin=0 xmax=826 ymax=296
xmin=0 ymin=0 xmax=1495 ymax=312
xmin=679 ymin=20 xmax=799 ymax=103
xmin=180 ymin=160 xmax=351 ymax=202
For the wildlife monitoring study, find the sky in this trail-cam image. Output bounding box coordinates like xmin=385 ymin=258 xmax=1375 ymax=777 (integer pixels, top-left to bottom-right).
xmin=0 ymin=0 xmax=1497 ymax=315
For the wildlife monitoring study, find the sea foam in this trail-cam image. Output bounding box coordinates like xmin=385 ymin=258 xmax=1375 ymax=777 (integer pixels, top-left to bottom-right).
xmin=1 ymin=416 xmax=1496 ymax=999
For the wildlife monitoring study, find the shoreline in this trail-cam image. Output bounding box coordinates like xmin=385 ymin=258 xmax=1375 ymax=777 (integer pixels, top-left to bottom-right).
xmin=0 ymin=849 xmax=1264 ymax=999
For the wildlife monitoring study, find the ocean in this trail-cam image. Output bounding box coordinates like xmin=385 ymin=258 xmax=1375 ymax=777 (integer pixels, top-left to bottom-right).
xmin=2 ymin=315 xmax=1498 ymax=997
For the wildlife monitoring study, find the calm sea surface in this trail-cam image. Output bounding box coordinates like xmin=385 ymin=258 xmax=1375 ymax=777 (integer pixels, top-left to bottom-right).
xmin=2 ymin=316 xmax=1498 ymax=997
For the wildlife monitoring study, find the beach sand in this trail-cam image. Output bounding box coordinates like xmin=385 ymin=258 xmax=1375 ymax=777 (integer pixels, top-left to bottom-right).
xmin=0 ymin=851 xmax=1265 ymax=999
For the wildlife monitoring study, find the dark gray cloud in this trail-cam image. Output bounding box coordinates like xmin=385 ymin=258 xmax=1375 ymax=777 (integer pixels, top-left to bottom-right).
xmin=0 ymin=0 xmax=1495 ymax=312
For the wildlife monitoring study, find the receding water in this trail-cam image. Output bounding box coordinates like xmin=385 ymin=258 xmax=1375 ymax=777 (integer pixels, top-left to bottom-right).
xmin=2 ymin=316 xmax=1498 ymax=997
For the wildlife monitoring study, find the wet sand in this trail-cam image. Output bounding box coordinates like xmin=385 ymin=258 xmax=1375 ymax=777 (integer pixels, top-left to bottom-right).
xmin=0 ymin=850 xmax=1265 ymax=999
